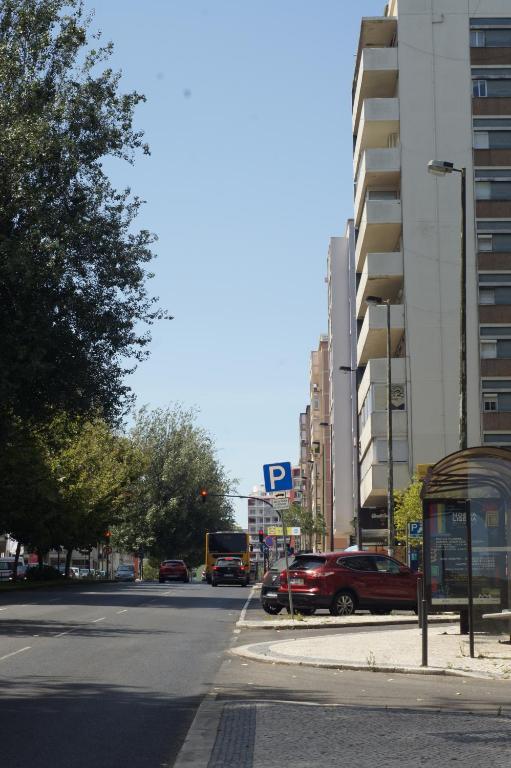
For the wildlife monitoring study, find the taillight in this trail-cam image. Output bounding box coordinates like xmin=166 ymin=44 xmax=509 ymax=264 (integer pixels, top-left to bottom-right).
xmin=213 ymin=566 xmax=219 ymax=571
xmin=239 ymin=565 xmax=245 ymax=571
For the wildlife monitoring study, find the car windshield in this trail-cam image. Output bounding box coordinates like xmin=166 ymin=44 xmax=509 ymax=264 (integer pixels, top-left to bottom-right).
xmin=163 ymin=560 xmax=183 ymax=565
xmin=289 ymin=556 xmax=326 ymax=571
xmin=118 ymin=565 xmax=133 ymax=571
xmin=270 ymin=558 xmax=289 ymax=572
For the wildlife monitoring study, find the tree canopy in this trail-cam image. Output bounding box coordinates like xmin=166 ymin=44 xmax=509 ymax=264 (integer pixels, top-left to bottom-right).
xmin=0 ymin=0 xmax=165 ymax=423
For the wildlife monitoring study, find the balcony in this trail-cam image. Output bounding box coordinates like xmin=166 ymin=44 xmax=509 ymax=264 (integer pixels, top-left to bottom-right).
xmin=353 ymin=48 xmax=398 ymax=133
xmin=356 ymin=251 xmax=403 ymax=318
xmin=360 ymin=461 xmax=410 ymax=507
xmin=353 ymin=97 xmax=399 ymax=174
xmin=358 ymin=358 xmax=406 ymax=410
xmin=357 ymin=303 xmax=404 ymax=365
xmin=354 ymin=147 xmax=400 ymax=226
xmin=359 ymin=409 xmax=408 ymax=459
xmin=355 ymin=198 xmax=402 ymax=271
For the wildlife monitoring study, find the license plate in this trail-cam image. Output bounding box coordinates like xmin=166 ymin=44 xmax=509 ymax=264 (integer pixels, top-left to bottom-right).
xmin=290 ymin=578 xmax=304 ymax=586
xmin=266 ymin=592 xmax=278 ymax=598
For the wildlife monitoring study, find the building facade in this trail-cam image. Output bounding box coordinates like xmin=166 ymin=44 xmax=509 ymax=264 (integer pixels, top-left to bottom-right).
xmin=309 ymin=336 xmax=332 ymax=550
xmin=351 ymin=0 xmax=511 ymax=521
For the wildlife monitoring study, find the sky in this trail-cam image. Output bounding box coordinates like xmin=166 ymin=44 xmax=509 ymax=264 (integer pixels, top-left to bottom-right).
xmin=85 ymin=0 xmax=385 ymax=525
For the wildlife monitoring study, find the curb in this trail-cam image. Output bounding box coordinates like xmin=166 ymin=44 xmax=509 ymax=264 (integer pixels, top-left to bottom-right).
xmin=231 ymin=640 xmax=498 ymax=680
xmin=173 ymin=694 xmax=223 ymax=767
xmin=237 ymin=614 xmax=457 ymax=631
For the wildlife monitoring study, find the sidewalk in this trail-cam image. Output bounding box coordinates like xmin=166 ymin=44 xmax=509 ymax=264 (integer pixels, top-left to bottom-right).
xmin=233 ymin=623 xmax=511 ymax=679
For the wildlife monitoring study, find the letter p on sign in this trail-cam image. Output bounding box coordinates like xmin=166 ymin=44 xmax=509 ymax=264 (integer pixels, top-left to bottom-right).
xmin=263 ymin=462 xmax=293 ymax=493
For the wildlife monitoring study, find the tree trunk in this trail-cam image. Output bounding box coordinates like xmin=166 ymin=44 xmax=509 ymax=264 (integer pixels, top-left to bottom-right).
xmin=12 ymin=541 xmax=21 ymax=583
xmin=65 ymin=548 xmax=73 ymax=578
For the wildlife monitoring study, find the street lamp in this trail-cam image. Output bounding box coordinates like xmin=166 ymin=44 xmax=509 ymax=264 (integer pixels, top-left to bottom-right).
xmin=428 ymin=158 xmax=473 ymax=657
xmin=427 ymin=159 xmax=467 ymax=451
xmin=319 ymin=421 xmax=332 ymax=550
xmin=339 ymin=365 xmax=363 ymax=549
xmin=366 ymin=295 xmax=395 ymax=556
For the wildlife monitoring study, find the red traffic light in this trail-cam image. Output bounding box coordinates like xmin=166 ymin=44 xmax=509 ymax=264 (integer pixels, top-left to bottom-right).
xmin=258 ymin=529 xmax=264 ymax=543
xmin=200 ymin=489 xmax=208 ymax=503
xmin=104 ymin=530 xmax=111 ymax=538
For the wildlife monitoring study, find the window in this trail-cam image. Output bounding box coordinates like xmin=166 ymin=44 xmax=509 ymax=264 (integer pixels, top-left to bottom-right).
xmin=471 ymin=29 xmax=511 ymax=47
xmin=474 ymin=131 xmax=489 ymax=149
xmin=482 ymin=379 xmax=511 ymax=390
xmin=484 ymin=433 xmax=511 ymax=444
xmin=479 ymin=288 xmax=495 ymax=304
xmin=478 ymin=234 xmax=494 ymax=252
xmin=476 ymin=181 xmax=511 ymax=200
xmin=480 ymin=273 xmax=511 ymax=285
xmin=480 ymin=326 xmax=511 ymax=337
xmin=481 ymin=340 xmax=497 ymax=358
xmin=339 ymin=556 xmax=377 ymax=572
xmin=289 ymin=556 xmax=326 ymax=570
xmin=312 ymin=396 xmax=319 ymax=410
xmin=473 ymin=79 xmax=488 ymax=97
xmin=374 ymin=556 xmax=401 ymax=574
xmin=483 ymin=394 xmax=498 ymax=412
xmin=470 ymin=29 xmax=486 ymax=47
xmin=474 ymin=131 xmax=511 ymax=149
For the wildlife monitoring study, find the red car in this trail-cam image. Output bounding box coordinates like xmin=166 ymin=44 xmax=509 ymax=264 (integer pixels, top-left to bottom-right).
xmin=278 ymin=551 xmax=418 ymax=616
xmin=159 ymin=559 xmax=190 ymax=583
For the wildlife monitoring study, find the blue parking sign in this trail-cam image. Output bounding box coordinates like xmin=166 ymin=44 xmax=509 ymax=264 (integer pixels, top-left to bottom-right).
xmin=408 ymin=522 xmax=423 ymax=537
xmin=263 ymin=462 xmax=293 ymax=492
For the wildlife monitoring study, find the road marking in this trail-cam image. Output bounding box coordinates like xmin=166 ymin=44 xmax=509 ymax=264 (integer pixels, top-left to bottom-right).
xmin=90 ymin=617 xmax=106 ymax=623
xmin=54 ymin=629 xmax=76 ymax=638
xmin=116 ymin=609 xmax=128 ymax=614
xmin=239 ymin=586 xmax=257 ymax=623
xmin=163 ymin=590 xmax=173 ymax=596
xmin=0 ymin=646 xmax=31 ymax=662
xmin=0 ymin=607 xmax=9 ymax=612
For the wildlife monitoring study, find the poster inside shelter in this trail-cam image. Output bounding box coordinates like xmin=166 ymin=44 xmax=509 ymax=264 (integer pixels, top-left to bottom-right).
xmin=424 ymin=498 xmax=509 ymax=608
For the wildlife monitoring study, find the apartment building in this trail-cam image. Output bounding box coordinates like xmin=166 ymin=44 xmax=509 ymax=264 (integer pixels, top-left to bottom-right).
xmin=350 ymin=0 xmax=511 ymax=516
xmin=309 ymin=336 xmax=332 ymax=550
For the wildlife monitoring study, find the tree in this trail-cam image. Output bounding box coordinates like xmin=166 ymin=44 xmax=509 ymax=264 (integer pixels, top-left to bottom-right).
xmin=282 ymin=504 xmax=324 ymax=551
xmin=46 ymin=414 xmax=144 ymax=573
xmin=0 ymin=0 xmax=166 ymax=424
xmin=116 ymin=406 xmax=236 ymax=566
xmin=394 ymin=476 xmax=423 ymax=544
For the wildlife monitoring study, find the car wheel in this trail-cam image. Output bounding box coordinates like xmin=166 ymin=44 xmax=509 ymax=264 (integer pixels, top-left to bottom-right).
xmin=262 ymin=603 xmax=283 ymax=615
xmin=330 ymin=590 xmax=357 ymax=616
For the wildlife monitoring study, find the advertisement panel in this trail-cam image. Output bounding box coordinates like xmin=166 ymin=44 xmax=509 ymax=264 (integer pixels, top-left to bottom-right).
xmin=423 ymin=498 xmax=508 ymax=608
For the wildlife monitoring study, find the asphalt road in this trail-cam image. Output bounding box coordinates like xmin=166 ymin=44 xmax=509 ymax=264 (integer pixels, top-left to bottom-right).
xmin=0 ymin=580 xmax=249 ymax=768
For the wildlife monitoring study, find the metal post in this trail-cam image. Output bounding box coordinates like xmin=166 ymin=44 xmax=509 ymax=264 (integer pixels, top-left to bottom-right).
xmin=466 ymin=501 xmax=475 ymax=658
xmin=321 ymin=444 xmax=326 ymax=552
xmin=329 ymin=423 xmax=334 ymax=550
xmin=282 ymin=515 xmax=294 ymax=620
xmin=421 ymin=595 xmax=428 ymax=667
xmin=417 ymin=575 xmax=423 ymax=629
xmin=386 ymin=300 xmax=395 ymax=557
xmin=459 ymin=168 xmax=467 ymax=452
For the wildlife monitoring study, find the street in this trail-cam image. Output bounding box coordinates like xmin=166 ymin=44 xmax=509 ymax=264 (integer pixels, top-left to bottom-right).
xmin=1 ymin=583 xmax=511 ymax=767
xmin=0 ymin=580 xmax=248 ymax=767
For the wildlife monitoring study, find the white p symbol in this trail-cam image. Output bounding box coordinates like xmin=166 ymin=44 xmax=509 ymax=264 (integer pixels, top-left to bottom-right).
xmin=269 ymin=465 xmax=285 ymax=490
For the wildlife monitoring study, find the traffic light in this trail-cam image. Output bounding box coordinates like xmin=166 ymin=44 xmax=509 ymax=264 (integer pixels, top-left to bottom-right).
xmin=200 ymin=489 xmax=208 ymax=503
xmin=258 ymin=529 xmax=264 ymax=543
xmin=104 ymin=530 xmax=111 ymax=539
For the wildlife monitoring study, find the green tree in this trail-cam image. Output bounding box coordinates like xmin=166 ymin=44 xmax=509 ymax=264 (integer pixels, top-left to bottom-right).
xmin=282 ymin=504 xmax=324 ymax=551
xmin=116 ymin=406 xmax=236 ymax=566
xmin=46 ymin=414 xmax=144 ymax=573
xmin=0 ymin=0 xmax=166 ymax=424
xmin=394 ymin=476 xmax=423 ymax=544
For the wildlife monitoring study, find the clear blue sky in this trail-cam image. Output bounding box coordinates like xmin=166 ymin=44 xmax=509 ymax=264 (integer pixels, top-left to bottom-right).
xmin=86 ymin=0 xmax=385 ymax=525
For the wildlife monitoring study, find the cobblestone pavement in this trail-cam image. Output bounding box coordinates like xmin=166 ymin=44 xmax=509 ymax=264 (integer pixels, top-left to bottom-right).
xmin=207 ymin=702 xmax=511 ymax=767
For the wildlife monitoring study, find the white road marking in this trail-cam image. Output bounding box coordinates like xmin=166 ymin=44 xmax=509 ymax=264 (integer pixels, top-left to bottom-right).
xmin=116 ymin=609 xmax=128 ymax=614
xmin=0 ymin=646 xmax=31 ymax=662
xmin=163 ymin=590 xmax=173 ymax=596
xmin=0 ymin=607 xmax=9 ymax=612
xmin=54 ymin=629 xmax=75 ymax=638
xmin=239 ymin=585 xmax=257 ymax=623
xmin=90 ymin=617 xmax=106 ymax=623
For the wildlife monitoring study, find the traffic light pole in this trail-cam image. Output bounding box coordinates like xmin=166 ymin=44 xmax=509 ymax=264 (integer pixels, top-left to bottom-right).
xmin=201 ymin=492 xmax=294 ymax=619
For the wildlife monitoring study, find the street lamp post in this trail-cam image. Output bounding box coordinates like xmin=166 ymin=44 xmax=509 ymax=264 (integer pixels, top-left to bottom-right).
xmin=340 ymin=365 xmax=362 ymax=549
xmin=366 ymin=296 xmax=395 ymax=556
xmin=428 ymin=159 xmax=473 ymax=658
xmin=319 ymin=421 xmax=332 ymax=550
xmin=427 ymin=160 xmax=467 ymax=451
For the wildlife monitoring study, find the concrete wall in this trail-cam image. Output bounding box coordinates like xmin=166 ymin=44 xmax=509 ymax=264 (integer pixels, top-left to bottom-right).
xmin=397 ymin=0 xmax=482 ymax=471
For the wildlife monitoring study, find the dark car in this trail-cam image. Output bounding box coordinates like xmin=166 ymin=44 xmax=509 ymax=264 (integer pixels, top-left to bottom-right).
xmin=115 ymin=564 xmax=136 ymax=582
xmin=277 ymin=551 xmax=418 ymax=616
xmin=211 ymin=557 xmax=249 ymax=587
xmin=262 ymin=556 xmax=317 ymax=616
xmin=159 ymin=560 xmax=190 ymax=583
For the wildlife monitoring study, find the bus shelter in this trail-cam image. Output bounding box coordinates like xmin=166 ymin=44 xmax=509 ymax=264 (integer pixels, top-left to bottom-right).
xmin=421 ymin=447 xmax=511 ymax=620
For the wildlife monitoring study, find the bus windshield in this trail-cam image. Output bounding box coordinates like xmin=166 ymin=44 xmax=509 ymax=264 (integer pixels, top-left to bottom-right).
xmin=208 ymin=532 xmax=248 ymax=554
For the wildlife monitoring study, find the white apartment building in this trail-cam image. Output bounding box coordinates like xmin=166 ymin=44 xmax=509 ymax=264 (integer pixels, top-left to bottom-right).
xmin=348 ymin=0 xmax=511 ymax=519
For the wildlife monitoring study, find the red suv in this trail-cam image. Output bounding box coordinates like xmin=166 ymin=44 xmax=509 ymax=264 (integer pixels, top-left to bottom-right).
xmin=278 ymin=552 xmax=418 ymax=616
xmin=159 ymin=560 xmax=190 ymax=583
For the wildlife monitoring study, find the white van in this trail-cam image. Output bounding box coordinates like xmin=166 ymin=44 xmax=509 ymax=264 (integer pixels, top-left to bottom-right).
xmin=0 ymin=558 xmax=26 ymax=581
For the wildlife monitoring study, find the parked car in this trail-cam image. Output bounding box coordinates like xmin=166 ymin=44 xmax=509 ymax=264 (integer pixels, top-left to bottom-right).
xmin=211 ymin=556 xmax=249 ymax=587
xmin=261 ymin=557 xmax=316 ymax=616
xmin=159 ymin=560 xmax=190 ymax=583
xmin=277 ymin=552 xmax=418 ymax=616
xmin=79 ymin=568 xmax=96 ymax=579
xmin=115 ymin=564 xmax=136 ymax=582
xmin=0 ymin=558 xmax=27 ymax=581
